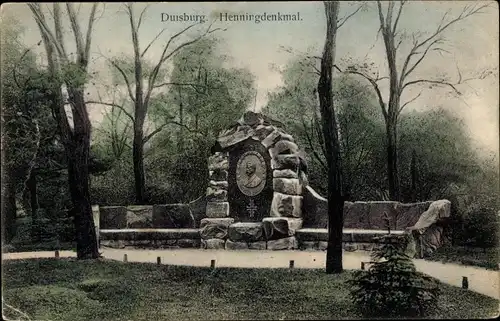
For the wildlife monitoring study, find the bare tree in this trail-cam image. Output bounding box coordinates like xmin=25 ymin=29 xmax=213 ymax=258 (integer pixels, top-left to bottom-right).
xmin=346 ymin=1 xmax=493 ymax=201
xmin=318 ymin=1 xmax=344 ymax=274
xmin=28 ymin=3 xmax=100 ymax=259
xmin=104 ymin=4 xmax=221 ymax=204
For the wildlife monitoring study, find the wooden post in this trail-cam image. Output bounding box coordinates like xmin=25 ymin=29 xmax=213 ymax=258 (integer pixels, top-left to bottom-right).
xmin=123 ymin=254 xmax=128 ymax=262
xmin=55 ymin=250 xmax=60 ymax=258
xmin=361 ymin=262 xmax=365 ymax=270
xmin=157 ymin=257 xmax=161 ymax=265
xmin=289 ymin=260 xmax=295 ymax=269
xmin=462 ymin=276 xmax=469 ymax=289
xmin=210 ymin=259 xmax=215 ymax=268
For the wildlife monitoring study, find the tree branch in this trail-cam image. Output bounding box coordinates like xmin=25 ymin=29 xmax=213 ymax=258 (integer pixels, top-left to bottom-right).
xmin=84 ymin=3 xmax=98 ymax=64
xmin=107 ymin=58 xmax=136 ymax=103
xmin=337 ymin=3 xmax=364 ymax=29
xmin=345 ymin=68 xmax=388 ymax=120
xmin=402 ymin=79 xmax=461 ymax=95
xmin=66 ymin=3 xmax=85 ymax=60
xmin=398 ymin=90 xmax=422 ymax=115
xmin=85 ymin=100 xmax=134 ymax=121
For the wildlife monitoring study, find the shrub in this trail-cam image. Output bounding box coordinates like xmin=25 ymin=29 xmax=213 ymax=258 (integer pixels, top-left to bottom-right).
xmin=348 ymin=234 xmax=440 ymax=318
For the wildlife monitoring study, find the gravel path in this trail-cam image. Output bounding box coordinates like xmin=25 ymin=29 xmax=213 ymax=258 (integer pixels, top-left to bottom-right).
xmin=3 ymin=248 xmax=499 ymax=300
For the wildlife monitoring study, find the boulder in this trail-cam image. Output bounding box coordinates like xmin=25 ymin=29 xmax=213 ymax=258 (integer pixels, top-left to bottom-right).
xmin=202 ymin=238 xmax=226 ymax=250
xmin=152 ymin=204 xmax=196 ymax=228
xmin=225 ymin=239 xmax=249 ymax=250
xmin=273 ymin=178 xmax=302 ymax=195
xmin=206 ymin=202 xmax=230 ymax=218
xmin=100 ymin=206 xmax=127 ymax=229
xmin=200 ymin=218 xmax=234 ymax=239
xmin=302 ymin=186 xmax=328 ymax=228
xmin=273 ymin=169 xmax=298 ymax=179
xmin=248 ymin=241 xmax=267 ymax=250
xmin=126 ymin=206 xmax=153 ymax=228
xmin=267 ymin=237 xmax=298 ymax=250
xmin=271 ymin=192 xmax=302 ymax=218
xmin=407 ymin=199 xmax=451 ymax=257
xmin=227 ymin=222 xmax=264 ymax=242
xmin=262 ymin=217 xmax=303 ymax=240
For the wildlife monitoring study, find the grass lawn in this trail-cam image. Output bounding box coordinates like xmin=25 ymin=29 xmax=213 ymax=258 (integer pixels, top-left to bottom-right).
xmin=2 ymin=258 xmax=498 ymax=320
xmin=425 ymin=245 xmax=499 ymax=270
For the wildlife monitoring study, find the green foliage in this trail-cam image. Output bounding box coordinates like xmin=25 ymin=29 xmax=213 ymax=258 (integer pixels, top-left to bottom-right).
xmin=348 ymin=234 xmax=440 ymax=317
xmin=264 ymin=55 xmax=386 ymax=198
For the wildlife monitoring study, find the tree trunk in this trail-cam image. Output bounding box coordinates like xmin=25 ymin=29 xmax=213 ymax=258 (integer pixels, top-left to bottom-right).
xmin=1 ymin=176 xmax=17 ymax=244
xmin=27 ymin=173 xmax=41 ymax=242
xmin=411 ymin=149 xmax=417 ymax=202
xmin=386 ymin=118 xmax=400 ymax=201
xmin=133 ymin=124 xmax=146 ymax=204
xmin=318 ymin=1 xmax=343 ymax=274
xmin=66 ymin=88 xmax=99 ymax=259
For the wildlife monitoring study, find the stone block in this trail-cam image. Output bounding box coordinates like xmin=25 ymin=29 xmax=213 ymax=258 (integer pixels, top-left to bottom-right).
xmin=262 ymin=130 xmax=282 ymax=148
xmin=267 ymin=236 xmax=298 ymax=250
xmin=225 ymin=239 xmax=249 ymax=250
xmin=299 ymin=241 xmax=317 ymax=251
xmin=269 ymin=140 xmax=299 ymax=158
xmin=206 ymin=202 xmax=230 ymax=218
xmin=344 ymin=243 xmax=357 ymax=252
xmin=177 ymin=239 xmax=200 ymax=248
xmin=208 ymin=153 xmax=229 ymax=171
xmin=209 ymin=169 xmax=228 ymax=181
xmin=228 ymin=222 xmax=263 ymax=242
xmin=254 ymin=125 xmax=274 ymax=140
xmin=200 ymin=218 xmax=235 ymax=228
xmin=126 ymin=205 xmax=153 ymax=228
xmin=271 ymin=154 xmax=300 ymax=171
xmin=273 ymin=169 xmax=298 ymax=179
xmin=262 ymin=217 xmax=303 ymax=240
xmin=318 ymin=241 xmax=328 ymax=251
xmin=248 ymin=241 xmax=267 ymax=250
xmin=152 ymin=204 xmax=195 ymax=228
xmin=100 ymin=229 xmax=200 ymax=241
xmin=206 ymin=188 xmax=228 ymax=202
xmin=100 ymin=206 xmax=127 ymax=229
xmin=295 ymin=228 xmax=328 ymax=242
xmin=209 ymin=180 xmax=228 ymax=190
xmin=273 ymin=178 xmax=302 ymax=195
xmin=199 ymin=218 xmax=234 ymax=240
xmin=202 ymin=238 xmax=226 ymax=249
xmin=271 ymin=192 xmax=302 ymax=218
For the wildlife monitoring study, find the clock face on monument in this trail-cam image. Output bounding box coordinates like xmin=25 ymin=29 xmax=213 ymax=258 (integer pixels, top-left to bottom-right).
xmin=236 ymin=151 xmax=267 ymax=197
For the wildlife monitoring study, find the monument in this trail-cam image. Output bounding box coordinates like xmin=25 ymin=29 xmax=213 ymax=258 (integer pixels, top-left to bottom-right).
xmin=202 ymin=111 xmax=308 ymax=249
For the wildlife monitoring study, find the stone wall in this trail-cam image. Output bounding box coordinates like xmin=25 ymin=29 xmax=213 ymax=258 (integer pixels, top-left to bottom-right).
xmin=99 ymin=204 xmax=196 ymax=229
xmin=302 ymin=194 xmax=434 ymax=230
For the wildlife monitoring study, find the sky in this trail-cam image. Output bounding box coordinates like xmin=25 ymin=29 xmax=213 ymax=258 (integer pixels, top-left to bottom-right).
xmin=2 ymin=1 xmax=499 ymax=157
